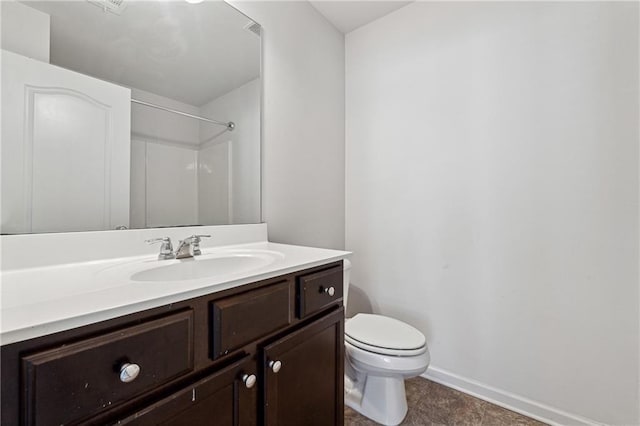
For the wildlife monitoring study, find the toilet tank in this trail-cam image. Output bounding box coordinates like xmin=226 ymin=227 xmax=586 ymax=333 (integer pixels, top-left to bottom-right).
xmin=343 ymin=259 xmax=351 ymax=309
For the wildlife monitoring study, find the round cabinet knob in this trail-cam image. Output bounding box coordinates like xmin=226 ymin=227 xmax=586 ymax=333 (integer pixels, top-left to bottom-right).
xmin=268 ymin=360 xmax=282 ymax=373
xmin=324 ymin=286 xmax=335 ymax=297
xmin=242 ymin=374 xmax=257 ymax=389
xmin=119 ymin=363 xmax=141 ymax=383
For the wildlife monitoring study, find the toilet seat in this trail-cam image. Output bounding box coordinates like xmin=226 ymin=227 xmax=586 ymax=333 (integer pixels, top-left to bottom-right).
xmin=345 ymin=340 xmax=430 ymax=376
xmin=346 ymin=335 xmax=427 ymax=357
xmin=345 ymin=314 xmax=427 ymax=357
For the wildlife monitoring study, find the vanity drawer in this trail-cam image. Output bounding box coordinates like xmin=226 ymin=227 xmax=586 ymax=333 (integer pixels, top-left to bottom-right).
xmin=22 ymin=310 xmax=194 ymax=426
xmin=296 ymin=265 xmax=343 ymax=319
xmin=211 ymin=281 xmax=291 ymax=359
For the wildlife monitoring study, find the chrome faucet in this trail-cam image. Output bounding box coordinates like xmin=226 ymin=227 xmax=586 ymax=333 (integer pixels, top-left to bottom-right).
xmin=145 ymin=237 xmax=175 ymax=260
xmin=174 ymin=234 xmax=211 ymax=259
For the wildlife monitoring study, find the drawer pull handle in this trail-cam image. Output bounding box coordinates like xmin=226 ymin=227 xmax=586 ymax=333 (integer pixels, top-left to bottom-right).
xmin=119 ymin=363 xmax=141 ymax=383
xmin=324 ymin=286 xmax=336 ymax=297
xmin=268 ymin=360 xmax=282 ymax=373
xmin=242 ymin=374 xmax=257 ymax=389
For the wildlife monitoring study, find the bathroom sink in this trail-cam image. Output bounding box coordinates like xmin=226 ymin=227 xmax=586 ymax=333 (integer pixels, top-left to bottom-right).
xmin=129 ymin=250 xmax=284 ymax=282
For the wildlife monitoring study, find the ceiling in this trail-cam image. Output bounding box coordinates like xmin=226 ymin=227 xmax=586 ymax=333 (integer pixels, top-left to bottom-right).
xmin=309 ymin=0 xmax=413 ymax=34
xmin=24 ymin=1 xmax=260 ymax=107
xmin=21 ymin=0 xmax=411 ymax=105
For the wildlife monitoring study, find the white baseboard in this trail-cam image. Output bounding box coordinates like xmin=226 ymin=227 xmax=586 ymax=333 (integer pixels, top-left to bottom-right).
xmin=422 ymin=366 xmax=603 ymax=426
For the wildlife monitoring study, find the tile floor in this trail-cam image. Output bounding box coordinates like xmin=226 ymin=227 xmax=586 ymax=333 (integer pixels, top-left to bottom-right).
xmin=344 ymin=377 xmax=547 ymax=426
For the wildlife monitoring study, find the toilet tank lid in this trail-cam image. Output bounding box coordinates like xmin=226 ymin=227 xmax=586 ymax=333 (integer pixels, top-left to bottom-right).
xmin=345 ymin=314 xmax=426 ymax=351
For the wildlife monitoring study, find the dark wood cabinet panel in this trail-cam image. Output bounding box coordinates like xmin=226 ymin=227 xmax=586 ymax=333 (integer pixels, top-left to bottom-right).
xmin=263 ymin=308 xmax=344 ymax=426
xmin=297 ymin=265 xmax=343 ymax=319
xmin=22 ymin=310 xmax=194 ymax=426
xmin=114 ymin=356 xmax=257 ymax=426
xmin=211 ymin=281 xmax=291 ymax=359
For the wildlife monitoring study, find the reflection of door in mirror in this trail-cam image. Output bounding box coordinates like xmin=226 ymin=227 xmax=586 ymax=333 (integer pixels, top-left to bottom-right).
xmin=1 ymin=50 xmax=131 ymax=234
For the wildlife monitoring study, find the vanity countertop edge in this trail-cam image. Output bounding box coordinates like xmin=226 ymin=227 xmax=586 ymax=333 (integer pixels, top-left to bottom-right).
xmin=1 ymin=241 xmax=351 ymax=346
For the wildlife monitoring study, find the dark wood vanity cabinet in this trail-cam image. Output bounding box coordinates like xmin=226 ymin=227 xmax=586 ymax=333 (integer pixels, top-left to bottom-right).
xmin=0 ymin=261 xmax=344 ymax=426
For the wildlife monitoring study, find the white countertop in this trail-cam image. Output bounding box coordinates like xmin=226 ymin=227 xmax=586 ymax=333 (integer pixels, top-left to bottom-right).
xmin=1 ymin=241 xmax=350 ymax=345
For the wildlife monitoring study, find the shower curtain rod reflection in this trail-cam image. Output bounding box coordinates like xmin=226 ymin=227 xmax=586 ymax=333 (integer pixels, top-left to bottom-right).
xmin=131 ymin=98 xmax=236 ymax=131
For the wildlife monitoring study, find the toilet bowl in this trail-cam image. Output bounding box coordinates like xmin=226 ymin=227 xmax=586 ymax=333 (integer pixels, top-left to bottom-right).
xmin=343 ymin=261 xmax=430 ymax=426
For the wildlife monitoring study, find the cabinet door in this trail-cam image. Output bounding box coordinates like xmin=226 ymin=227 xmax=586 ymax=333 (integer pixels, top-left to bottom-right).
xmin=114 ymin=356 xmax=257 ymax=426
xmin=262 ymin=308 xmax=344 ymax=426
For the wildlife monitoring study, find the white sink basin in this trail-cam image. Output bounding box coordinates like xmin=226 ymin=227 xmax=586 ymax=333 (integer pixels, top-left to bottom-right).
xmin=129 ymin=250 xmax=284 ymax=282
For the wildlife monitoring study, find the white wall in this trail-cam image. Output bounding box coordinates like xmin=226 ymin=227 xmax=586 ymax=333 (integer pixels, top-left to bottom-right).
xmin=346 ymin=2 xmax=639 ymax=425
xmin=228 ymin=1 xmax=345 ymax=249
xmin=0 ymin=1 xmax=50 ymax=63
xmin=198 ymin=141 xmax=231 ymax=225
xmin=145 ymin=141 xmax=198 ymax=228
xmin=200 ymin=79 xmax=260 ymax=224
xmin=130 ymin=139 xmax=200 ymax=228
xmin=130 ymin=140 xmax=147 ymax=229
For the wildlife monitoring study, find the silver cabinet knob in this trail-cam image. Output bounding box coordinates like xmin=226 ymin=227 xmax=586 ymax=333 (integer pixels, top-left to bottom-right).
xmin=268 ymin=360 xmax=282 ymax=373
xmin=119 ymin=363 xmax=141 ymax=383
xmin=242 ymin=374 xmax=257 ymax=389
xmin=324 ymin=286 xmax=335 ymax=297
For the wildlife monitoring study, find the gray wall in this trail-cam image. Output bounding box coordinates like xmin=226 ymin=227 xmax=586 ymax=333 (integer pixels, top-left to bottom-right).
xmin=230 ymin=1 xmax=346 ymax=250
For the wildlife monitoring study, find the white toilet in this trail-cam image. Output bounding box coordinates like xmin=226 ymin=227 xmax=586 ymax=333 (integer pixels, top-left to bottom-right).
xmin=342 ymin=260 xmax=430 ymax=426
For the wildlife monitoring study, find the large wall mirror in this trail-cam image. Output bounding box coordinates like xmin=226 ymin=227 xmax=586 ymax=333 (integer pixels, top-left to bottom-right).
xmin=1 ymin=0 xmax=261 ymax=234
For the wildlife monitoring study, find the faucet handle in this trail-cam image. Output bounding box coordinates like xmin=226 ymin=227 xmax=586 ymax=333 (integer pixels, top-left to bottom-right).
xmin=145 ymin=236 xmax=172 ymax=245
xmin=145 ymin=237 xmax=175 ymax=260
xmin=190 ymin=234 xmax=211 ymax=256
